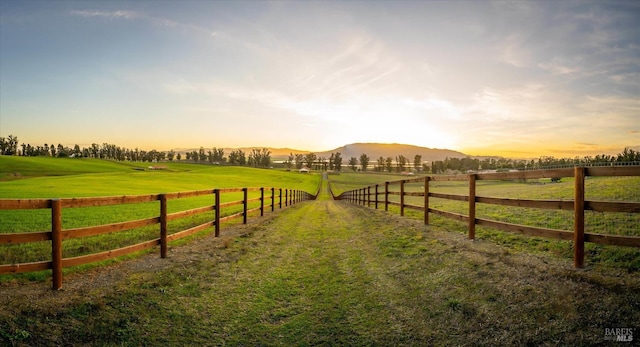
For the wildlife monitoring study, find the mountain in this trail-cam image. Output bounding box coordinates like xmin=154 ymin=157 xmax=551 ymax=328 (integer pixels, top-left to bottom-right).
xmin=174 ymin=143 xmax=469 ymax=163
xmin=313 ymin=143 xmax=467 ymax=163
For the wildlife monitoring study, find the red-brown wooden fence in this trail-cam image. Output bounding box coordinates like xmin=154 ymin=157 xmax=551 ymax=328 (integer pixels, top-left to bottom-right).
xmin=0 ymin=187 xmax=316 ymax=289
xmin=335 ymin=166 xmax=640 ymax=268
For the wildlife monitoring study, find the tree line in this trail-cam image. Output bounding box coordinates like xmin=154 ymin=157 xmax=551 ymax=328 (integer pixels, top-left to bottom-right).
xmin=430 ymin=148 xmax=640 ymax=173
xmin=286 ymin=149 xmax=640 ymax=174
xmin=2 ymin=134 xmax=638 ymax=172
xmin=0 ymin=135 xmax=273 ymax=168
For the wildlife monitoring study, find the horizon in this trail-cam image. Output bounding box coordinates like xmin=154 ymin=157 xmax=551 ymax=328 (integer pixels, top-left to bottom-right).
xmin=3 ymin=137 xmax=638 ymax=161
xmin=1 ymin=1 xmax=639 ymax=158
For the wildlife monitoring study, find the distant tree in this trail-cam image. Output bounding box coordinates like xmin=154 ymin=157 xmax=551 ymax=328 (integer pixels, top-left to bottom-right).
xmin=57 ymin=144 xmax=68 ymax=157
xmin=198 ymin=147 xmax=207 ymax=162
xmin=294 ymin=154 xmax=304 ymax=169
xmin=0 ymin=137 xmax=7 ymax=155
xmin=237 ymin=149 xmax=246 ymax=165
xmin=617 ymin=147 xmax=640 ymax=162
xmin=396 ymin=155 xmax=407 ymax=172
xmin=286 ymin=153 xmax=295 ymax=170
xmin=0 ymin=135 xmax=19 ymax=155
xmin=176 ymin=153 xmax=182 ymax=161
xmin=333 ymin=152 xmax=343 ymax=172
xmin=229 ymin=149 xmax=246 ymax=165
xmin=318 ymin=156 xmax=327 ymax=171
xmin=304 ymin=153 xmax=317 ymax=169
xmin=329 ymin=153 xmax=335 ymax=170
xmin=348 ymin=157 xmax=358 ymax=171
xmin=73 ymin=144 xmax=81 ymax=157
xmin=229 ymin=150 xmax=238 ymax=165
xmin=249 ymin=148 xmax=271 ymax=168
xmin=414 ymin=155 xmax=422 ymax=172
xmin=359 ymin=153 xmax=369 ymax=172
xmin=219 ymin=148 xmax=227 ymax=163
xmin=167 ymin=150 xmax=175 ymax=161
xmin=260 ymin=148 xmax=271 ymax=167
xmin=375 ymin=156 xmax=385 ymax=172
xmin=385 ymin=157 xmax=393 ymax=173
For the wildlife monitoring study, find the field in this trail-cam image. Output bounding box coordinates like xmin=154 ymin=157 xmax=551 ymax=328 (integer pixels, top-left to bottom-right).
xmin=0 ymin=157 xmax=321 ymax=281
xmin=330 ymin=172 xmax=640 ymax=271
xmin=1 ymin=173 xmax=638 ymax=346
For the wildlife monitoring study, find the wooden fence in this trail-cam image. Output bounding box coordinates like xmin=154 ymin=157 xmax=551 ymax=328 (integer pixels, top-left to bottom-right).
xmin=335 ymin=166 xmax=640 ymax=268
xmin=0 ymin=187 xmax=316 ymax=289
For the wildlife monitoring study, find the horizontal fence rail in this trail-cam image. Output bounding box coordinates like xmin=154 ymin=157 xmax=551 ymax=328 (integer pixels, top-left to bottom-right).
xmin=0 ymin=187 xmax=316 ymax=289
xmin=335 ymin=166 xmax=640 ymax=268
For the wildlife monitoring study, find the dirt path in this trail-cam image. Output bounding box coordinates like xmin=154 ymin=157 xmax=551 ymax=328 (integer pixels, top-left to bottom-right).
xmin=1 ymin=178 xmax=639 ymax=346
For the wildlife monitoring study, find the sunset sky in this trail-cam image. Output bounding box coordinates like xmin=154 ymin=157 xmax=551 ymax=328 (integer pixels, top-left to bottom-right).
xmin=1 ymin=1 xmax=638 ymax=158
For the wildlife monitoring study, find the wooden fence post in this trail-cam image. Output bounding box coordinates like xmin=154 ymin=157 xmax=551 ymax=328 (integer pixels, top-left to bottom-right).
xmin=243 ymin=188 xmax=248 ymax=224
xmin=260 ymin=188 xmax=265 ymax=216
xmin=51 ymin=199 xmax=63 ymax=290
xmin=367 ymin=187 xmax=371 ymax=207
xmin=385 ymin=182 xmax=389 ymax=211
xmin=375 ymin=184 xmax=379 ymax=209
xmin=214 ymin=189 xmax=220 ymax=237
xmin=400 ymin=180 xmax=405 ymax=217
xmin=271 ymin=187 xmax=275 ymax=212
xmin=574 ymin=167 xmax=585 ymax=268
xmin=279 ymin=188 xmax=283 ymax=209
xmin=469 ymin=174 xmax=476 ymax=240
xmin=160 ymin=194 xmax=168 ymax=258
xmin=424 ymin=176 xmax=430 ymax=225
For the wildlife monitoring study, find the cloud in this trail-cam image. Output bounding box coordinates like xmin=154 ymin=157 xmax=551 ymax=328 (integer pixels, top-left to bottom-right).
xmin=498 ymin=34 xmax=529 ymax=67
xmin=581 ymin=95 xmax=640 ymax=115
xmin=69 ymin=10 xmax=139 ymax=20
xmin=69 ymin=8 xmax=213 ymax=37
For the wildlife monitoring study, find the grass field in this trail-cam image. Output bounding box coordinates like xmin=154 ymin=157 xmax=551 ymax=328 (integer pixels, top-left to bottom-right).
xmin=0 ymin=157 xmax=321 ymax=281
xmin=330 ymin=172 xmax=640 ymax=271
xmin=1 ymin=179 xmax=638 ymax=346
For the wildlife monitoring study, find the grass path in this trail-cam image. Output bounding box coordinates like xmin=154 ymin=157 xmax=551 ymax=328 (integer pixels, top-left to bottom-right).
xmin=1 ymin=178 xmax=639 ymax=346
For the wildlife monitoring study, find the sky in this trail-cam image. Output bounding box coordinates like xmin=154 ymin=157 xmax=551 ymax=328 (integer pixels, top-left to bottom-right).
xmin=1 ymin=1 xmax=639 ymax=158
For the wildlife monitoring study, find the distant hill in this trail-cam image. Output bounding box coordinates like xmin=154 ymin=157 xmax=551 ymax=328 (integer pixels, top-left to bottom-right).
xmin=174 ymin=143 xmax=469 ymax=163
xmin=313 ymin=143 xmax=468 ymax=163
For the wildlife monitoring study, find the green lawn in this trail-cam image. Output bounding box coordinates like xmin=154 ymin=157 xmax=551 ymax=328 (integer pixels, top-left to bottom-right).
xmin=329 ymin=172 xmax=640 ymax=271
xmin=1 ymin=180 xmax=637 ymax=346
xmin=0 ymin=157 xmax=322 ymax=280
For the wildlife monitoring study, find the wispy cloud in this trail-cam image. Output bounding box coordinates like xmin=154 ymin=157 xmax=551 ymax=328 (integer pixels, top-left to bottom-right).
xmin=70 ymin=8 xmax=214 ymax=37
xmin=70 ymin=10 xmax=139 ymax=20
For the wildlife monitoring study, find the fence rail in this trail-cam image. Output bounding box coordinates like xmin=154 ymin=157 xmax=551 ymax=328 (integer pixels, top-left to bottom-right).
xmin=0 ymin=187 xmax=316 ymax=289
xmin=335 ymin=166 xmax=640 ymax=268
